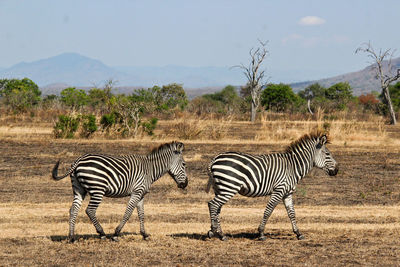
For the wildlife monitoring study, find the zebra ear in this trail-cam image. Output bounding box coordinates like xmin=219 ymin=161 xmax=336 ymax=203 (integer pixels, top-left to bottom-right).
xmin=320 ymin=135 xmax=328 ymax=145
xmin=175 ymin=142 xmax=184 ymax=154
xmin=317 ymin=135 xmax=327 ymax=149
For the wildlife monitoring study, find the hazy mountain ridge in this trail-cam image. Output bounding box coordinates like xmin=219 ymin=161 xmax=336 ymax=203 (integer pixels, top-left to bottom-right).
xmin=291 ymin=57 xmax=400 ymax=95
xmin=0 ymin=53 xmax=243 ymax=89
xmin=1 ymin=53 xmax=399 ymax=97
xmin=0 ymin=53 xmax=130 ymax=87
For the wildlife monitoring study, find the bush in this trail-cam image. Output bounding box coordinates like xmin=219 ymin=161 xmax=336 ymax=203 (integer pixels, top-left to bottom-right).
xmin=100 ymin=112 xmax=117 ymax=133
xmin=80 ymin=114 xmax=98 ymax=138
xmin=53 ymin=115 xmax=80 ymax=138
xmin=141 ymin=118 xmax=158 ymax=136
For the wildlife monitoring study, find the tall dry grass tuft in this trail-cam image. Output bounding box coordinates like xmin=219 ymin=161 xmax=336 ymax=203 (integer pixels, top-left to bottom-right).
xmin=254 ymin=110 xmax=389 ymax=145
xmin=162 ymin=115 xmax=232 ymax=140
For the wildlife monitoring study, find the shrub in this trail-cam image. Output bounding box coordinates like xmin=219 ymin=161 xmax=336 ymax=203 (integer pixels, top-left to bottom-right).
xmin=80 ymin=114 xmax=98 ymax=138
xmin=53 ymin=115 xmax=80 ymax=138
xmin=100 ymin=112 xmax=117 ymax=133
xmin=141 ymin=117 xmax=158 ymax=136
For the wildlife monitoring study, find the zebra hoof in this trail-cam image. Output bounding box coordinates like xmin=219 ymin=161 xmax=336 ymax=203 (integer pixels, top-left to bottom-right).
xmin=207 ymin=230 xmax=214 ymax=239
xmin=68 ymin=237 xmax=76 ymax=243
xmin=111 ymin=236 xmax=120 ymax=242
xmin=220 ymin=235 xmax=228 ymax=241
xmin=258 ymin=235 xmax=267 ymax=241
xmin=100 ymin=235 xmax=107 ymax=241
xmin=142 ymin=234 xmax=150 ymax=241
xmin=297 ymin=234 xmax=305 ymax=240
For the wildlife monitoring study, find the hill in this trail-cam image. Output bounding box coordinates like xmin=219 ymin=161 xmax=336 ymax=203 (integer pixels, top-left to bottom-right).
xmin=0 ymin=53 xmax=243 ymax=89
xmin=0 ymin=53 xmax=132 ymax=87
xmin=1 ymin=53 xmax=399 ymax=96
xmin=291 ymin=57 xmax=400 ymax=95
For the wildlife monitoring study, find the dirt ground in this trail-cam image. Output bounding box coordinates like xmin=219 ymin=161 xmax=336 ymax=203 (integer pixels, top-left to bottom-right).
xmin=0 ymin=129 xmax=400 ymax=266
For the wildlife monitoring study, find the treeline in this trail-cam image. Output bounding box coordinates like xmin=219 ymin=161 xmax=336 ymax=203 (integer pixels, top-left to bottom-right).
xmin=0 ymin=78 xmax=399 ymax=139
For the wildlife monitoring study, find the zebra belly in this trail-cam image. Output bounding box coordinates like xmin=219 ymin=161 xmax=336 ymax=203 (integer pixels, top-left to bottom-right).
xmin=105 ymin=192 xmax=131 ymax=198
xmin=238 ymin=185 xmax=272 ymax=197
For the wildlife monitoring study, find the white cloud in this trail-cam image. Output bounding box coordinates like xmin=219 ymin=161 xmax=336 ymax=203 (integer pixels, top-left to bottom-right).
xmin=298 ymin=16 xmax=326 ymax=26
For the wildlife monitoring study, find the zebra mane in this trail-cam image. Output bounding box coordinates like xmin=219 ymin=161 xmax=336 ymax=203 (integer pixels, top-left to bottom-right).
xmin=149 ymin=141 xmax=182 ymax=155
xmin=285 ymin=130 xmax=330 ymax=153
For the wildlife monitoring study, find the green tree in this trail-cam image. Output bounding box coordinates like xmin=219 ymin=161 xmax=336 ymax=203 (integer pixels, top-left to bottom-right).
xmin=325 ymin=82 xmax=353 ymax=110
xmin=157 ymin=83 xmax=188 ymax=110
xmin=0 ymin=78 xmax=41 ymax=112
xmin=60 ymin=87 xmax=89 ymax=112
xmin=261 ymin=83 xmax=300 ymax=112
xmin=298 ymin=83 xmax=326 ymax=100
xmin=298 ymin=83 xmax=328 ymax=114
xmin=131 ymin=87 xmax=159 ymax=113
xmin=201 ymin=85 xmax=242 ymax=114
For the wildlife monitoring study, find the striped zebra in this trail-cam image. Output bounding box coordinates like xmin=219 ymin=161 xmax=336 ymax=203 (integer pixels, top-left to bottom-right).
xmin=52 ymin=141 xmax=188 ymax=242
xmin=206 ymin=131 xmax=338 ymax=241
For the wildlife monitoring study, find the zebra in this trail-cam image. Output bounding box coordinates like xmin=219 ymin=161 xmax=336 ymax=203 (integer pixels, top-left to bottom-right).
xmin=205 ymin=131 xmax=338 ymax=241
xmin=52 ymin=141 xmax=188 ymax=242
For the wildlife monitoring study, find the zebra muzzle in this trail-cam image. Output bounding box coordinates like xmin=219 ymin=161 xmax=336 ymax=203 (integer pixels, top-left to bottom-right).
xmin=178 ymin=179 xmax=188 ymax=189
xmin=328 ymin=167 xmax=339 ymax=176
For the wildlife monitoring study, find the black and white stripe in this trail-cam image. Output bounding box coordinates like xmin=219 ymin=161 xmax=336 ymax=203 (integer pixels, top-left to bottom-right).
xmin=52 ymin=141 xmax=188 ymax=242
xmin=206 ymin=132 xmax=338 ymax=241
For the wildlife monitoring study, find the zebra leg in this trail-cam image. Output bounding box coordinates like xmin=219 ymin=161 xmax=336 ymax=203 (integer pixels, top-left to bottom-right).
xmin=112 ymin=193 xmax=141 ymax=241
xmin=283 ymin=194 xmax=304 ymax=240
xmin=68 ymin=185 xmax=86 ymax=243
xmin=208 ymin=193 xmax=234 ymax=241
xmin=136 ymin=197 xmax=150 ymax=240
xmin=85 ymin=193 xmax=106 ymax=240
xmin=257 ymin=191 xmax=283 ymax=241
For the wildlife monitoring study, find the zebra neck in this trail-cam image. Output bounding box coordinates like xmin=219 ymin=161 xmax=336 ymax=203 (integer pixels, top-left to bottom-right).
xmin=146 ymin=152 xmax=172 ymax=183
xmin=289 ymin=147 xmax=315 ymax=181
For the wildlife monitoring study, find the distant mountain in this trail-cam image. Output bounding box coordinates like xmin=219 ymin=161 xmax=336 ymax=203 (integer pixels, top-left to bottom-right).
xmin=291 ymin=57 xmax=400 ymax=95
xmin=0 ymin=53 xmax=131 ymax=87
xmin=2 ymin=53 xmax=399 ymax=96
xmin=0 ymin=53 xmax=243 ymax=90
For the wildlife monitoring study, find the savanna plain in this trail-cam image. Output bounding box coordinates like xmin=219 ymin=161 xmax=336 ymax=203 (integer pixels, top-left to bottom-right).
xmin=0 ymin=115 xmax=400 ymax=266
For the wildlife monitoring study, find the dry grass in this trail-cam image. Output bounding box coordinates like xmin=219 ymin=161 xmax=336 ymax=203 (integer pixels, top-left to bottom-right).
xmin=1 ymin=203 xmax=399 ymax=238
xmin=0 ymin=111 xmax=399 ymax=148
xmin=1 ymin=116 xmax=400 ymax=265
xmin=0 ymin=202 xmax=399 ymax=266
xmin=159 ymin=116 xmax=232 ymax=140
xmin=254 ymin=111 xmax=394 ymax=147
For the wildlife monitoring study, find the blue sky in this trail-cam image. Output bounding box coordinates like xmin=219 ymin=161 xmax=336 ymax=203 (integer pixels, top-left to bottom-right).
xmin=1 ymin=0 xmax=399 ymax=82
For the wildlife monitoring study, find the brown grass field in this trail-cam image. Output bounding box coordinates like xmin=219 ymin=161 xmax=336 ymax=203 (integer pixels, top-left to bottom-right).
xmin=0 ymin=117 xmax=400 ymax=266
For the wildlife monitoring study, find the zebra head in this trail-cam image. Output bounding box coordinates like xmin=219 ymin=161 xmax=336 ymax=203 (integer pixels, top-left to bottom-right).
xmin=168 ymin=142 xmax=188 ymax=189
xmin=313 ymin=135 xmax=339 ymax=176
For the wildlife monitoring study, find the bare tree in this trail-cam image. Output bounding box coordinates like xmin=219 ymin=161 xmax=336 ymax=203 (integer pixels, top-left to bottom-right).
xmin=356 ymin=42 xmax=400 ymax=125
xmin=234 ymin=40 xmax=269 ymax=122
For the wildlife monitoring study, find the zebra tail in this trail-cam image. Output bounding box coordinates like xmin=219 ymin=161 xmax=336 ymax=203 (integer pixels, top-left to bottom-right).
xmin=52 ymin=160 xmax=74 ymax=181
xmin=205 ymin=161 xmax=214 ymax=193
